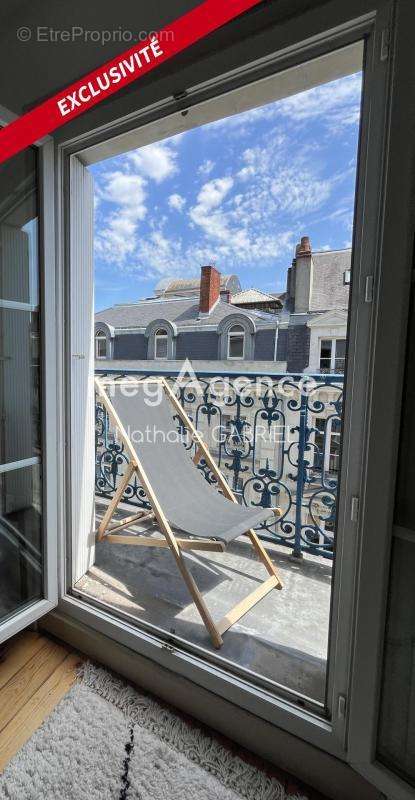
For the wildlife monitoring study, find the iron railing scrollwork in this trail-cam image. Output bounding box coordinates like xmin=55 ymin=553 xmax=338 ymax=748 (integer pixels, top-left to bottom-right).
xmin=95 ymin=370 xmax=344 ymax=560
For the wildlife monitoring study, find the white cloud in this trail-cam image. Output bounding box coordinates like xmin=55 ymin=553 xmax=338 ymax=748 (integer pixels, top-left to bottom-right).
xmin=103 ymin=172 xmax=147 ymax=219
xmin=189 ymin=176 xmax=236 ymax=243
xmin=129 ymin=140 xmax=178 ymax=183
xmin=168 ymin=193 xmax=186 ymax=211
xmin=94 ymin=171 xmax=147 ymax=264
xmin=198 ymin=159 xmax=215 ymax=177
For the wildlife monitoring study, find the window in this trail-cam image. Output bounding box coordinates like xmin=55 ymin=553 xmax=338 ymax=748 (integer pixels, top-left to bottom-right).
xmin=313 ymin=417 xmax=342 ymax=475
xmin=227 ymin=324 xmax=245 ymax=359
xmin=0 ymin=146 xmax=44 ymax=623
xmin=155 ymin=328 xmax=168 ymax=360
xmin=343 ymin=268 xmax=351 ymax=285
xmin=95 ymin=330 xmax=107 ymax=359
xmin=319 ymin=338 xmax=346 ymax=373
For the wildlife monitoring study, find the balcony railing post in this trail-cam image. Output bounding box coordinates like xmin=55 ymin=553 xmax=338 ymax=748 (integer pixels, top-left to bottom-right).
xmin=293 ymin=391 xmax=308 ymax=559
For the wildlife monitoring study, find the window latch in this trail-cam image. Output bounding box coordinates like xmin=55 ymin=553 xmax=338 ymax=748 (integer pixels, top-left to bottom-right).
xmin=351 ymin=495 xmax=359 ymax=523
xmin=380 ymin=27 xmax=390 ymax=62
xmin=364 ymin=275 xmax=374 ymax=303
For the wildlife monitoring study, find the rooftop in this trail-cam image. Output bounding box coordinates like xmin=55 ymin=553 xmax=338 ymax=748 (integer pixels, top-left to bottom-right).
xmin=95 ymin=297 xmax=278 ymax=331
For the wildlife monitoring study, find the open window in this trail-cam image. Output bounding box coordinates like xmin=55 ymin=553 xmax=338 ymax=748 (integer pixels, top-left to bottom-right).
xmin=0 ymin=134 xmax=58 ymax=643
xmin=60 ymin=7 xmax=405 ymax=782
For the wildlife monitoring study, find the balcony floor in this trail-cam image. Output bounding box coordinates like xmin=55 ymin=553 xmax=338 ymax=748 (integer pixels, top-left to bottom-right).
xmin=76 ymin=501 xmax=332 ymax=704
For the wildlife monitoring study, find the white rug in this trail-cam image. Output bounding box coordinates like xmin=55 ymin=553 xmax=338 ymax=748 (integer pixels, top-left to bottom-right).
xmin=0 ymin=663 xmax=308 ymax=800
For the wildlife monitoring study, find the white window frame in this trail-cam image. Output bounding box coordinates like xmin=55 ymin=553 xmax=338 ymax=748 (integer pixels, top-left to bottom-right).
xmin=154 ymin=328 xmax=168 ymax=360
xmin=51 ymin=4 xmax=415 ymax=797
xmin=227 ymin=326 xmax=245 ymax=360
xmin=0 ymin=128 xmax=58 ymax=644
xmin=95 ymin=330 xmax=107 ymax=359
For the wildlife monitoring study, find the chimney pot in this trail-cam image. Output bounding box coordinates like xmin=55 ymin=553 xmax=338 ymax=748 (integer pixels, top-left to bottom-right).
xmin=296 ymin=235 xmax=312 ymax=257
xmin=199 ymin=265 xmax=221 ymax=314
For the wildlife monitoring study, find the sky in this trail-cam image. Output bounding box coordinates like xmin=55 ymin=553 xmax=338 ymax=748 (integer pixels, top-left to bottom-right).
xmin=91 ymin=71 xmax=362 ymax=312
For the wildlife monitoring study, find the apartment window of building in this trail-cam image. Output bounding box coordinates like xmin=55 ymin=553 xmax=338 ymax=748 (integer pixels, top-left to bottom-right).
xmin=154 ymin=328 xmax=168 ymax=360
xmin=95 ymin=330 xmax=107 ymax=359
xmin=319 ymin=338 xmax=346 ymax=373
xmin=314 ymin=417 xmax=342 ymax=474
xmin=228 ymin=325 xmax=245 ymax=359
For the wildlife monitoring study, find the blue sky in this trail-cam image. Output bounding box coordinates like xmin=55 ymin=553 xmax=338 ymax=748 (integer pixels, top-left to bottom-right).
xmin=91 ymin=72 xmax=362 ymax=311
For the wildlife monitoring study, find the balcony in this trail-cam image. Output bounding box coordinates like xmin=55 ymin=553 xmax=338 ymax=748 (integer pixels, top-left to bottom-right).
xmin=79 ymin=366 xmax=344 ymax=704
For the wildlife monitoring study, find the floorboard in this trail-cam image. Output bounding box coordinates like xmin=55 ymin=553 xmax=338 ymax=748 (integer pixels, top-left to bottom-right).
xmin=0 ymin=630 xmax=83 ymax=773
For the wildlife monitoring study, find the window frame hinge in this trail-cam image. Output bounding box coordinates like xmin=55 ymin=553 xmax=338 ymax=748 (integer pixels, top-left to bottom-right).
xmin=380 ymin=27 xmax=390 ymax=62
xmin=337 ymin=693 xmax=347 ymax=720
xmin=351 ymin=495 xmax=360 ymax=524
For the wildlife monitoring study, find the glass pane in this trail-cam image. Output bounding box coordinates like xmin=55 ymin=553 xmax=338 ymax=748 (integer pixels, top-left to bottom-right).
xmin=0 ymin=151 xmax=39 ymax=306
xmin=229 ymin=335 xmax=244 ymax=357
xmin=320 ymin=340 xmax=332 ymax=372
xmin=0 ymin=464 xmax=43 ymax=621
xmin=0 ymin=309 xmax=41 ymax=465
xmin=377 ymin=537 xmax=415 ymax=785
xmin=155 ymin=336 xmax=168 ymax=358
xmin=96 ymin=337 xmax=107 ymax=358
xmin=0 ymin=146 xmax=43 ymax=625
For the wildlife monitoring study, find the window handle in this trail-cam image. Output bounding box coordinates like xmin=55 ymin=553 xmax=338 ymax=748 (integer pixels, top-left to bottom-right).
xmin=72 ymin=353 xmax=86 ymax=359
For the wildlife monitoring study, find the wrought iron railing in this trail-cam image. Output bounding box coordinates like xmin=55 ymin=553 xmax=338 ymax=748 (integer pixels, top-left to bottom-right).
xmin=95 ymin=368 xmax=344 ymax=560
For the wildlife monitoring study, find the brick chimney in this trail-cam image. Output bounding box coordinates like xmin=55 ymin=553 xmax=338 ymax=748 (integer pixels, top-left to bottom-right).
xmin=294 ymin=236 xmax=313 ymax=313
xmin=199 ymin=265 xmax=221 ymax=314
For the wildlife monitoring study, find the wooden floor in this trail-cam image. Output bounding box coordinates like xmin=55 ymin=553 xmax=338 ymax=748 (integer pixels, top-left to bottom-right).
xmin=0 ymin=630 xmax=82 ymax=773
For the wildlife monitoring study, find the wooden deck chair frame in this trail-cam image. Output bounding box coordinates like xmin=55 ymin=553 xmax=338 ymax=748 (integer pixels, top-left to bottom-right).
xmin=95 ymin=375 xmax=283 ymax=649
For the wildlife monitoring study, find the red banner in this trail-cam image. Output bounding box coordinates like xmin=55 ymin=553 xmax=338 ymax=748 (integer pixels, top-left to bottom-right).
xmin=0 ymin=0 xmax=264 ymax=164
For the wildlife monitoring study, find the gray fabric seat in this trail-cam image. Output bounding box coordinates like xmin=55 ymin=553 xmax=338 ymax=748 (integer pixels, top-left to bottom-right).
xmin=110 ymin=385 xmax=273 ymax=544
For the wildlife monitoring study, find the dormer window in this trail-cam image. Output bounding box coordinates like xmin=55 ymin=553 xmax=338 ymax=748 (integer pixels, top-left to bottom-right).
xmin=227 ymin=324 xmax=245 ymax=359
xmin=155 ymin=328 xmax=168 ymax=360
xmin=95 ymin=330 xmax=107 ymax=359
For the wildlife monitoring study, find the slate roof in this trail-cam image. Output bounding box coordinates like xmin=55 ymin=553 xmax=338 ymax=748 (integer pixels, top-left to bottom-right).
xmin=95 ymin=296 xmax=276 ymax=331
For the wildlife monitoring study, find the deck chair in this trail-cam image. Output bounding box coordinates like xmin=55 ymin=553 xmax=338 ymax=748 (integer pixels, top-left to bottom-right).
xmin=95 ymin=376 xmax=283 ymax=649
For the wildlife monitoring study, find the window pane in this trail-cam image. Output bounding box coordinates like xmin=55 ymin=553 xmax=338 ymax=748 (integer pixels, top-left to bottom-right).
xmin=0 ymin=463 xmax=42 ymax=621
xmin=320 ymin=340 xmax=332 ymax=372
xmin=0 ymin=146 xmax=43 ymax=624
xmin=155 ymin=336 xmax=168 ymax=358
xmin=0 ymin=309 xmax=41 ymax=465
xmin=96 ymin=337 xmax=107 ymax=358
xmin=229 ymin=335 xmax=244 ymax=358
xmin=377 ymin=537 xmax=415 ymax=785
xmin=335 ymin=339 xmax=346 ymax=358
xmin=0 ymin=152 xmax=39 ymax=306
